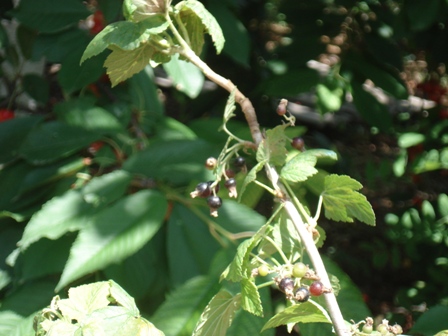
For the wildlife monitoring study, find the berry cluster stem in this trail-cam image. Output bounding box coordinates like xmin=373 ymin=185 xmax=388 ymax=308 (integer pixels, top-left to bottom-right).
xmin=169 ymin=18 xmax=350 ymax=336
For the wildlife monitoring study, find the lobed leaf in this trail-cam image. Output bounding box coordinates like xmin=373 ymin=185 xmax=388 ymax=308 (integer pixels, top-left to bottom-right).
xmin=261 ymin=300 xmax=331 ymax=332
xmin=193 ymin=290 xmax=241 ymax=336
xmin=81 ymin=16 xmax=168 ymax=63
xmin=240 ymin=279 xmax=263 ymax=317
xmin=322 ymin=174 xmax=376 ymax=226
xmin=175 ymin=0 xmax=225 ymax=54
xmin=105 ymin=44 xmax=156 ymax=87
xmin=256 ymin=124 xmax=288 ymax=166
xmin=281 ymin=152 xmax=318 ymax=183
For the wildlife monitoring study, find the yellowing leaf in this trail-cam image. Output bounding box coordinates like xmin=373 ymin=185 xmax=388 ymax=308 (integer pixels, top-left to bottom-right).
xmin=322 ymin=174 xmax=376 ymax=226
xmin=105 ymin=44 xmax=155 ymax=87
xmin=193 ymin=291 xmax=241 ymax=336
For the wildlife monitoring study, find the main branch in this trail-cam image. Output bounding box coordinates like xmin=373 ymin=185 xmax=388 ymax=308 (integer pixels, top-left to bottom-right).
xmin=177 ymin=36 xmax=350 ymax=336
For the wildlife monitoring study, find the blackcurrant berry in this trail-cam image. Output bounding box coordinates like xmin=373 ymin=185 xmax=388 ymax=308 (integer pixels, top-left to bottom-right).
xmin=207 ymin=195 xmax=222 ymax=208
xmin=225 ymin=169 xmax=235 ymax=178
xmin=257 ymin=264 xmax=270 ymax=277
xmin=190 ymin=182 xmax=211 ymax=198
xmin=295 ymin=287 xmax=310 ymax=302
xmin=309 ymin=281 xmax=324 ymax=296
xmin=233 ymin=156 xmax=246 ymax=167
xmin=292 ymin=262 xmax=308 ymax=278
xmin=207 ymin=181 xmax=220 ymax=194
xmin=207 ymin=195 xmax=222 ymax=217
xmin=278 ymin=278 xmax=294 ymax=293
xmin=291 ymin=137 xmax=305 ymax=151
xmin=224 ymin=178 xmax=237 ymax=198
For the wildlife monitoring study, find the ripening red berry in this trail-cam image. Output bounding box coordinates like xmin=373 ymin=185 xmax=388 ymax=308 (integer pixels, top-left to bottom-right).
xmin=90 ymin=10 xmax=105 ymax=35
xmin=309 ymin=281 xmax=324 ymax=296
xmin=291 ymin=137 xmax=305 ymax=151
xmin=0 ymin=109 xmax=14 ymax=122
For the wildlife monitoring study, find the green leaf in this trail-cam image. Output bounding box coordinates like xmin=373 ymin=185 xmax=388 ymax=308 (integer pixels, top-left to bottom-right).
xmin=108 ymin=280 xmax=139 ymax=315
xmin=81 ymin=16 xmax=169 ymax=63
xmin=223 ymin=89 xmax=236 ymax=123
xmin=193 ymin=290 xmax=241 ymax=336
xmin=281 ymin=152 xmax=318 ymax=182
xmin=406 ymin=0 xmax=443 ymax=31
xmin=151 ymin=276 xmax=220 ymax=336
xmin=240 ymin=279 xmax=263 ymax=317
xmin=105 ymin=44 xmax=156 ymax=87
xmin=18 ymin=170 xmax=132 ymax=252
xmin=261 ymin=300 xmax=331 ymax=332
xmin=54 ymin=98 xmax=124 ymax=133
xmin=9 ymin=0 xmax=90 ymax=33
xmin=167 ymin=204 xmax=220 ymax=286
xmin=176 ymin=0 xmax=225 ymax=54
xmin=256 ymin=124 xmax=288 ymax=166
xmin=351 ymin=80 xmax=393 ymax=132
xmin=398 ymin=132 xmax=425 ymax=148
xmin=58 ymin=50 xmax=108 ymax=94
xmin=123 ymin=139 xmax=215 ymax=186
xmin=0 ymin=116 xmax=43 ymax=164
xmin=410 ymin=305 xmax=448 ymax=335
xmin=238 ymin=161 xmax=265 ymax=201
xmin=209 ymin=2 xmax=250 ymax=67
xmin=123 ymin=0 xmax=167 ymax=22
xmin=322 ymin=174 xmax=376 ymax=225
xmin=56 ymin=190 xmax=167 ymax=291
xmin=21 ymin=74 xmax=49 ymax=104
xmin=58 ymin=282 xmax=111 ymax=321
xmin=316 ymin=83 xmax=343 ymax=113
xmin=18 ymin=121 xmax=100 ymax=165
xmin=163 ymin=54 xmax=204 ymax=98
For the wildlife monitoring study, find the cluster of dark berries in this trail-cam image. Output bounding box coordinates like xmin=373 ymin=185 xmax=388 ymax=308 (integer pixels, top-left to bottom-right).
xmin=192 ymin=156 xmax=247 ymax=216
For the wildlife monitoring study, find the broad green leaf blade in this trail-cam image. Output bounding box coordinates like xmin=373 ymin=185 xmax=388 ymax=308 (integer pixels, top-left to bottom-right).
xmin=123 ymin=139 xmax=215 ymax=186
xmin=261 ymin=300 xmax=331 ymax=332
xmin=151 ymin=276 xmax=220 ymax=336
xmin=167 ymin=204 xmax=220 ymax=286
xmin=0 ymin=116 xmax=42 ymax=164
xmin=9 ymin=0 xmax=90 ymax=33
xmin=316 ymin=83 xmax=343 ymax=113
xmin=18 ymin=170 xmax=132 ymax=251
xmin=398 ymin=132 xmax=425 ymax=148
xmin=58 ymin=282 xmax=111 ymax=321
xmin=238 ymin=161 xmax=265 ymax=200
xmin=193 ymin=291 xmax=241 ymax=336
xmin=56 ymin=190 xmax=167 ymax=291
xmin=281 ymin=152 xmax=318 ymax=182
xmin=410 ymin=305 xmax=448 ymax=335
xmin=105 ymin=44 xmax=155 ymax=87
xmin=176 ymin=0 xmax=225 ymax=54
xmin=22 ymin=73 xmax=49 ymax=104
xmin=163 ymin=54 xmax=204 ymax=99
xmin=322 ymin=174 xmax=376 ymax=225
xmin=54 ymin=98 xmax=124 ymax=133
xmin=81 ymin=16 xmax=169 ymax=63
xmin=240 ymin=279 xmax=263 ymax=317
xmin=18 ymin=121 xmax=100 ymax=165
xmin=256 ymin=124 xmax=288 ymax=166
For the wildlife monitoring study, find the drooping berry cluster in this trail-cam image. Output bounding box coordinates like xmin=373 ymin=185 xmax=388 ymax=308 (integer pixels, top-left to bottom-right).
xmin=191 ymin=156 xmax=247 ymax=217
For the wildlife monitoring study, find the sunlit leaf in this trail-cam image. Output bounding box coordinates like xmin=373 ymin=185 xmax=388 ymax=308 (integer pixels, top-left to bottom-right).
xmin=240 ymin=279 xmax=263 ymax=317
xmin=193 ymin=290 xmax=241 ymax=336
xmin=261 ymin=300 xmax=331 ymax=332
xmin=163 ymin=54 xmax=204 ymax=98
xmin=175 ymin=0 xmax=225 ymax=54
xmin=281 ymin=152 xmax=318 ymax=182
xmin=322 ymin=175 xmax=375 ymax=225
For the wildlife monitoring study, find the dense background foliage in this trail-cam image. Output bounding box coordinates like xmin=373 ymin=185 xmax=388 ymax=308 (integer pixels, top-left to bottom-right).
xmin=0 ymin=0 xmax=448 ymax=335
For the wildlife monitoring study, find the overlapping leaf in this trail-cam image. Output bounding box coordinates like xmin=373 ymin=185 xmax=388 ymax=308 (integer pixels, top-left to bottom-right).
xmin=321 ymin=174 xmax=375 ymax=225
xmin=256 ymin=124 xmax=288 ymax=166
xmin=240 ymin=279 xmax=263 ymax=317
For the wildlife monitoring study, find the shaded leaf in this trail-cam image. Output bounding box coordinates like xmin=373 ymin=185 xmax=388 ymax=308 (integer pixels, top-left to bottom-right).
xmin=193 ymin=290 xmax=241 ymax=336
xmin=238 ymin=161 xmax=265 ymax=201
xmin=256 ymin=124 xmax=288 ymax=166
xmin=151 ymin=276 xmax=220 ymax=336
xmin=322 ymin=175 xmax=375 ymax=225
xmin=56 ymin=190 xmax=167 ymax=291
xmin=410 ymin=305 xmax=448 ymax=335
